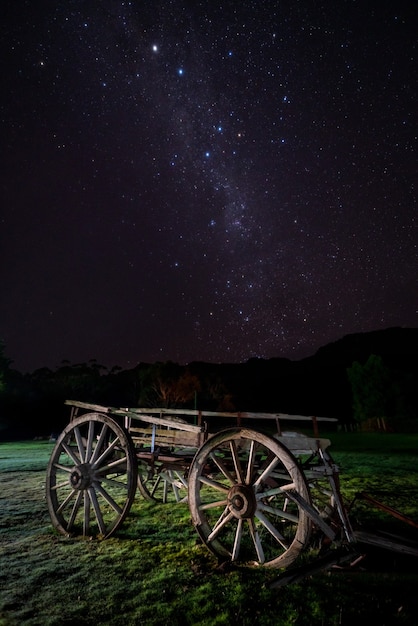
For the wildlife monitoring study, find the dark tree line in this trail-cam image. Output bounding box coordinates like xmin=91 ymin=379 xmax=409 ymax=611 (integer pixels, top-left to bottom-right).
xmin=0 ymin=328 xmax=417 ymax=438
xmin=347 ymin=354 xmax=417 ymax=431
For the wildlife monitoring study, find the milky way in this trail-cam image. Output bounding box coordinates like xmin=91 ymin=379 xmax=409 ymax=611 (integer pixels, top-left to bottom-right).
xmin=1 ymin=1 xmax=417 ymax=372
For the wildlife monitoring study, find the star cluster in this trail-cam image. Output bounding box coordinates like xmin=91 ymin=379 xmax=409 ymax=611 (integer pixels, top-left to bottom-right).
xmin=1 ymin=1 xmax=417 ymax=372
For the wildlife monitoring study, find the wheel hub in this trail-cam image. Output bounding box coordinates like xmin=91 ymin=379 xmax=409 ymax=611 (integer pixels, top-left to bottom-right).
xmin=70 ymin=463 xmax=93 ymax=490
xmin=227 ymin=484 xmax=257 ymax=519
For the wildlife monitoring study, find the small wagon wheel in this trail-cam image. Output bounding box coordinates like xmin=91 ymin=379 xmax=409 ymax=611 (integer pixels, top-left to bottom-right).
xmin=188 ymin=428 xmax=312 ymax=568
xmin=46 ymin=413 xmax=137 ymax=539
xmin=137 ymin=459 xmax=188 ymax=503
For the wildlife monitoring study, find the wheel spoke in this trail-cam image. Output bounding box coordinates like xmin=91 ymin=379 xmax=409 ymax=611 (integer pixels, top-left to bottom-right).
xmin=100 ymin=475 xmax=129 ymax=489
xmin=255 ymin=510 xmax=289 ymax=549
xmin=89 ymin=424 xmax=109 ymax=465
xmin=199 ymin=498 xmax=228 ymax=511
xmin=88 ymin=487 xmax=106 ymax=535
xmin=51 ymin=477 xmax=72 ymax=491
xmin=245 ymin=440 xmax=256 ymax=484
xmin=74 ymin=426 xmax=86 ymax=463
xmin=150 ymin=474 xmax=162 ymax=498
xmin=61 ymin=441 xmax=81 ymax=465
xmin=94 ymin=483 xmax=124 ymax=514
xmin=94 ymin=455 xmax=128 ymax=474
xmin=169 ymin=471 xmax=181 ymax=502
xmin=56 ymin=488 xmax=77 ymax=514
xmin=232 ymin=518 xmax=244 ymax=561
xmin=53 ymin=463 xmax=73 ymax=474
xmin=85 ymin=420 xmax=95 ymax=463
xmin=172 ymin=483 xmax=180 ymax=502
xmin=174 ymin=471 xmax=188 ymax=489
xmin=92 ymin=436 xmax=121 ymax=469
xmin=67 ymin=491 xmax=83 ymax=530
xmin=247 ymin=518 xmax=265 ymax=564
xmin=198 ymin=475 xmax=229 ymax=493
xmin=83 ymin=491 xmax=91 ymax=535
xmin=163 ymin=475 xmax=168 ymax=503
xmin=207 ymin=508 xmax=235 ymax=542
xmin=230 ymin=440 xmax=244 ymax=483
xmin=286 ymin=489 xmax=336 ymax=540
xmin=255 ymin=482 xmax=296 ymax=499
xmin=257 ymin=500 xmax=299 ymax=523
xmin=253 ymin=456 xmax=280 ymax=490
xmin=209 ymin=452 xmax=236 ymax=484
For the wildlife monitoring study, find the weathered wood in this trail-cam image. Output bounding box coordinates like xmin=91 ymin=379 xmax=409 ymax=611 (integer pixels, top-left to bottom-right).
xmin=354 ymin=530 xmax=418 ymax=557
xmin=51 ymin=399 xmax=416 ymax=576
xmin=276 ymin=433 xmax=331 ymax=454
xmin=118 ymin=410 xmax=205 ymax=433
xmin=355 ymin=492 xmax=418 ymax=530
xmin=64 ymin=399 xmax=112 ymax=413
xmin=130 ymin=425 xmax=204 ymax=449
xmin=46 ymin=412 xmax=137 ymax=539
xmin=119 ymin=405 xmax=337 ymax=423
xmin=65 ymin=401 xmax=338 ymax=443
xmin=188 ymin=428 xmax=312 ymax=569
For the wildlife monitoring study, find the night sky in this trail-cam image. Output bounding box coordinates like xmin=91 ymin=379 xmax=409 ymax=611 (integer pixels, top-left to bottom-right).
xmin=1 ymin=1 xmax=417 ymax=374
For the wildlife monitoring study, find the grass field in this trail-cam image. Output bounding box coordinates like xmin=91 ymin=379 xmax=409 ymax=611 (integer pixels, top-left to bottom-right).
xmin=1 ymin=433 xmax=418 ymax=625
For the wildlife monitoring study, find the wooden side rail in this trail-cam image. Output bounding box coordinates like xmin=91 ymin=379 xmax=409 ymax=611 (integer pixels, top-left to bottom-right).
xmin=64 ymin=401 xmax=338 ymax=441
xmin=65 ymin=400 xmax=113 ymax=412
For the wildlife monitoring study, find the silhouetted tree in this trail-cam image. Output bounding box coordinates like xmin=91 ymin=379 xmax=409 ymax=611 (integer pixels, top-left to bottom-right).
xmin=138 ymin=362 xmax=201 ymax=408
xmin=347 ymin=354 xmax=391 ymax=430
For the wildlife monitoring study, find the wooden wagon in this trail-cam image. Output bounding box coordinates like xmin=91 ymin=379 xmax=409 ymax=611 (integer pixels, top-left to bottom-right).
xmin=46 ymin=401 xmax=417 ymax=571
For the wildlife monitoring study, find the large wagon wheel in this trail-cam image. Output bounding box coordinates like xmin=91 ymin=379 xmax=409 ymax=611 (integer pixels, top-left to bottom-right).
xmin=46 ymin=413 xmax=137 ymax=539
xmin=188 ymin=428 xmax=312 ymax=568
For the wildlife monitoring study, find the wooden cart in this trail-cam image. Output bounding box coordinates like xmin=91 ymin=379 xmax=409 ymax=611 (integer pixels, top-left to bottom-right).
xmin=47 ymin=400 xmax=418 ymax=571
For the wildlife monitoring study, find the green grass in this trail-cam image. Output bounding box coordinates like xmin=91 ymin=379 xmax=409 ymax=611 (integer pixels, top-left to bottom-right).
xmin=1 ymin=435 xmax=418 ymax=625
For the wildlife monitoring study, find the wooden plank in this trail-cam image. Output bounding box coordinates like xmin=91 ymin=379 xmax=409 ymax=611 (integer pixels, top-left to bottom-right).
xmin=276 ymin=433 xmax=331 ymax=453
xmin=122 ymin=407 xmax=337 ymax=422
xmin=354 ymin=530 xmax=418 ymax=557
xmin=355 ymin=492 xmax=418 ymax=530
xmin=64 ymin=400 xmax=110 ymax=413
xmin=115 ymin=410 xmax=205 ymax=433
xmin=130 ymin=426 xmax=203 ymax=448
xmin=65 ymin=401 xmax=338 ymax=424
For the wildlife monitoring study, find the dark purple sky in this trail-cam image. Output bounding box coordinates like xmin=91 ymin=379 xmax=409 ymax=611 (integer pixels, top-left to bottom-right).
xmin=1 ymin=1 xmax=417 ymax=373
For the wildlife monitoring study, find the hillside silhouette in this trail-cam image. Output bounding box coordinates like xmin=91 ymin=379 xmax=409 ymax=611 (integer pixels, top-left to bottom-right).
xmin=188 ymin=326 xmax=418 ymax=421
xmin=1 ymin=327 xmax=417 ymax=437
